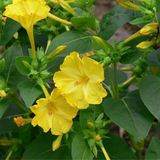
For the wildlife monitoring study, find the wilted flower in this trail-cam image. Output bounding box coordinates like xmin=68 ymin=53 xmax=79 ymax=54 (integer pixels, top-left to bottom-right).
xmin=53 ymin=52 xmax=107 ymax=109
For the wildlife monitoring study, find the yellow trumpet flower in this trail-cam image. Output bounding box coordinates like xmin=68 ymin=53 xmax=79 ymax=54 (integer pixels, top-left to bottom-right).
xmin=30 ymin=88 xmax=78 ymax=135
xmin=14 ymin=116 xmax=32 ymax=127
xmin=3 ymin=0 xmax=50 ymax=58
xmin=53 ymin=52 xmax=107 ymax=109
xmin=136 ymin=40 xmax=155 ymax=49
xmin=52 ymin=134 xmax=63 ymax=151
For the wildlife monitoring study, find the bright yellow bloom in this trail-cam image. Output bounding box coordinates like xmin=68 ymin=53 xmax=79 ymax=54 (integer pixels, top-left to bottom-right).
xmin=30 ymin=88 xmax=78 ymax=135
xmin=140 ymin=22 xmax=159 ymax=35
xmin=14 ymin=116 xmax=32 ymax=127
xmin=52 ymin=134 xmax=63 ymax=151
xmin=3 ymin=0 xmax=50 ymax=58
xmin=116 ymin=0 xmax=145 ymax=11
xmin=3 ymin=0 xmax=50 ymax=30
xmin=53 ymin=52 xmax=107 ymax=109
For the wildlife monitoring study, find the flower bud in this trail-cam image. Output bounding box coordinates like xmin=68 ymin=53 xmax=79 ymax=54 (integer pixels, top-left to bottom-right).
xmin=47 ymin=45 xmax=67 ymax=59
xmin=14 ymin=116 xmax=31 ymax=127
xmin=13 ymin=32 xmax=18 ymax=39
xmin=87 ymin=121 xmax=95 ymax=130
xmin=93 ymin=134 xmax=101 ymax=141
xmin=23 ymin=61 xmax=32 ymax=70
xmin=136 ymin=40 xmax=155 ymax=50
xmin=140 ymin=22 xmax=159 ymax=35
xmin=124 ymin=31 xmax=141 ymax=44
xmin=116 ymin=0 xmax=144 ymax=11
xmin=93 ymin=36 xmax=107 ymax=49
xmin=52 ymin=134 xmax=63 ymax=151
xmin=0 ymin=90 xmax=7 ymax=98
xmin=59 ymin=0 xmax=76 ymax=16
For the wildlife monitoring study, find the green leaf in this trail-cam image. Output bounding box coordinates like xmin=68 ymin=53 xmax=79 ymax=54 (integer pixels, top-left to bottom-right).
xmin=71 ymin=17 xmax=97 ymax=30
xmin=99 ymin=5 xmax=134 ymax=40
xmin=80 ymin=104 xmax=104 ymax=129
xmin=139 ymin=75 xmax=160 ymax=121
xmin=146 ymin=48 xmax=160 ymax=67
xmin=145 ymin=137 xmax=160 ymax=160
xmin=0 ymin=99 xmax=9 ymax=118
xmin=1 ymin=41 xmax=25 ymax=89
xmin=72 ymin=132 xmax=94 ymax=160
xmin=46 ymin=31 xmax=92 ymax=56
xmin=17 ymin=81 xmax=43 ymax=107
xmin=15 ymin=56 xmax=32 ymax=75
xmin=0 ymin=18 xmax=21 ymax=46
xmin=22 ymin=132 xmax=71 ymax=159
xmin=103 ymin=90 xmax=154 ymax=141
xmin=0 ymin=103 xmax=27 ymax=135
xmin=95 ymin=133 xmax=136 ymax=160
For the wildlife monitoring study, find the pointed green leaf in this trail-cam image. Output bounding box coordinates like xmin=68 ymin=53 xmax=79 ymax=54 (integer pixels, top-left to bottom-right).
xmin=46 ymin=31 xmax=92 ymax=56
xmin=99 ymin=5 xmax=134 ymax=40
xmin=72 ymin=132 xmax=94 ymax=160
xmin=0 ymin=99 xmax=9 ymax=118
xmin=103 ymin=90 xmax=154 ymax=141
xmin=140 ymin=75 xmax=160 ymax=121
xmin=17 ymin=81 xmax=43 ymax=107
xmin=146 ymin=137 xmax=160 ymax=160
xmin=22 ymin=133 xmax=71 ymax=159
xmin=1 ymin=41 xmax=25 ymax=89
xmin=0 ymin=18 xmax=21 ymax=46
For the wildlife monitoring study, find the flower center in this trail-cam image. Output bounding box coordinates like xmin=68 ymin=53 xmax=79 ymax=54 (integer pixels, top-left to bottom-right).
xmin=48 ymin=101 xmax=55 ymax=115
xmin=75 ymin=76 xmax=89 ymax=85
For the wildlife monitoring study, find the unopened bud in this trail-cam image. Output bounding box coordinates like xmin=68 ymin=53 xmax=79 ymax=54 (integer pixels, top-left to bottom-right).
xmin=59 ymin=0 xmax=76 ymax=16
xmin=87 ymin=121 xmax=95 ymax=129
xmin=140 ymin=23 xmax=159 ymax=35
xmin=52 ymin=134 xmax=63 ymax=151
xmin=14 ymin=116 xmax=31 ymax=127
xmin=94 ymin=134 xmax=101 ymax=141
xmin=93 ymin=36 xmax=107 ymax=49
xmin=47 ymin=45 xmax=67 ymax=59
xmin=0 ymin=90 xmax=7 ymax=98
xmin=124 ymin=31 xmax=141 ymax=44
xmin=13 ymin=32 xmax=18 ymax=39
xmin=82 ymin=51 xmax=94 ymax=57
xmin=23 ymin=61 xmax=32 ymax=70
xmin=136 ymin=40 xmax=155 ymax=50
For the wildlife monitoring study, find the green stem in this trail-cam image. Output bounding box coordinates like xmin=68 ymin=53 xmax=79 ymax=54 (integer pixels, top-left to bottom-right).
xmin=0 ymin=139 xmax=18 ymax=143
xmin=122 ymin=75 xmax=137 ymax=87
xmin=113 ymin=62 xmax=119 ymax=99
xmin=101 ymin=146 xmax=111 ymax=160
xmin=6 ymin=150 xmax=13 ymax=160
xmin=7 ymin=95 xmax=28 ymax=112
xmin=106 ymin=68 xmax=116 ymax=98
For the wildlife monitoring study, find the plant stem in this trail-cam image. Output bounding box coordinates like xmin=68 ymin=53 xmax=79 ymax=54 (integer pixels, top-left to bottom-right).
xmin=122 ymin=75 xmax=137 ymax=87
xmin=113 ymin=62 xmax=119 ymax=99
xmin=106 ymin=68 xmax=116 ymax=98
xmin=6 ymin=150 xmax=13 ymax=160
xmin=7 ymin=95 xmax=28 ymax=112
xmin=101 ymin=146 xmax=111 ymax=160
xmin=0 ymin=139 xmax=18 ymax=143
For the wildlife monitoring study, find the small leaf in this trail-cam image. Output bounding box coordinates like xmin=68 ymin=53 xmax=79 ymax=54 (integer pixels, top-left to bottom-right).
xmin=72 ymin=132 xmax=94 ymax=160
xmin=17 ymin=81 xmax=43 ymax=107
xmin=145 ymin=137 xmax=160 ymax=160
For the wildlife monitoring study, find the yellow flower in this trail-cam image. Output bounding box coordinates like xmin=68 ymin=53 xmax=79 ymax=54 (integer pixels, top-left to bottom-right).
xmin=53 ymin=52 xmax=107 ymax=109
xmin=3 ymin=0 xmax=50 ymax=31
xmin=140 ymin=22 xmax=159 ymax=35
xmin=30 ymin=88 xmax=78 ymax=135
xmin=116 ymin=0 xmax=145 ymax=11
xmin=3 ymin=0 xmax=50 ymax=58
xmin=0 ymin=90 xmax=7 ymax=98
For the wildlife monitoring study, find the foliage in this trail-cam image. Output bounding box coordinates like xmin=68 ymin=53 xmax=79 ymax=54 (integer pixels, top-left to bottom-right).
xmin=0 ymin=0 xmax=160 ymax=160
